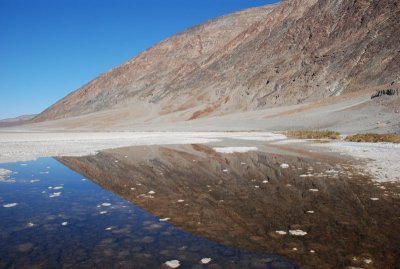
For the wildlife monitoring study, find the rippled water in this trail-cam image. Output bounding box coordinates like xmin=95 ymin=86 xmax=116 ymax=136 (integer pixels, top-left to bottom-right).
xmin=0 ymin=157 xmax=297 ymax=269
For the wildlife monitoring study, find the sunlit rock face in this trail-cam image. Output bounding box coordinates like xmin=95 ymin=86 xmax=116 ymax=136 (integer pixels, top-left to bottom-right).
xmin=58 ymin=144 xmax=400 ymax=269
xmin=35 ymin=0 xmax=400 ymax=126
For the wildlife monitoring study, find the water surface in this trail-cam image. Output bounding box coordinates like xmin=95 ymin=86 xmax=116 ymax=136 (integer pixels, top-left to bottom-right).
xmin=0 ymin=157 xmax=297 ymax=269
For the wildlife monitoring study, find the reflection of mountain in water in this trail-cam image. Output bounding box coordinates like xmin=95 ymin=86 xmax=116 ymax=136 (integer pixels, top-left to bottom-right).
xmin=58 ymin=144 xmax=400 ymax=269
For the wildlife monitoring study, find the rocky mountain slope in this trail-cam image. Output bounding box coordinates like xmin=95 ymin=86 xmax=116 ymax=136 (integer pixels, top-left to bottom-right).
xmin=33 ymin=0 xmax=400 ymax=125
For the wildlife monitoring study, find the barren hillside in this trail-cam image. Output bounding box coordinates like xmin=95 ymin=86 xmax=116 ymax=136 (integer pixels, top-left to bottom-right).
xmin=33 ymin=0 xmax=400 ymax=125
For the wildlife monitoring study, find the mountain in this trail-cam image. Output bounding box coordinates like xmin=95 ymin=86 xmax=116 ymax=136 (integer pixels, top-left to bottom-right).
xmin=0 ymin=114 xmax=37 ymax=128
xmin=32 ymin=0 xmax=399 ymax=130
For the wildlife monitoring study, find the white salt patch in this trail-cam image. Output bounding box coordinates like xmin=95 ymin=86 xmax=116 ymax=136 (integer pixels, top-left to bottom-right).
xmin=177 ymin=200 xmax=185 ymax=203
xmin=213 ymin=147 xmax=258 ymax=154
xmin=61 ymin=222 xmax=68 ymax=226
xmin=370 ymin=198 xmax=379 ymax=201
xmin=289 ymin=229 xmax=307 ymax=236
xmin=40 ymin=171 xmax=49 ymax=174
xmin=100 ymin=211 xmax=108 ymax=215
xmin=49 ymin=192 xmax=61 ymax=198
xmin=165 ymin=260 xmax=180 ymax=268
xmin=160 ymin=218 xmax=170 ymax=222
xmin=201 ymin=258 xmax=212 ymax=264
xmin=280 ymin=163 xmax=289 ymax=169
xmin=262 ymin=180 xmax=269 ymax=184
xmin=233 ymin=133 xmax=287 ymax=141
xmin=3 ymin=203 xmax=18 ymax=208
xmin=101 ymin=203 xmax=112 ymax=206
xmin=105 ymin=227 xmax=112 ymax=231
xmin=148 ymin=190 xmax=155 ymax=194
xmin=310 ymin=250 xmax=315 ymax=253
xmin=48 ymin=186 xmax=53 ymax=189
xmin=81 ymin=178 xmax=87 ymax=181
xmin=30 ymin=179 xmax=40 ymax=183
xmin=130 ymin=188 xmax=135 ymax=190
xmin=275 ymin=230 xmax=287 ymax=235
xmin=254 ymin=185 xmax=260 ymax=188
xmin=364 ymin=259 xmax=372 ymax=264
xmin=53 ymin=186 xmax=63 ymax=190
xmin=20 ymin=164 xmax=28 ymax=166
xmin=292 ymin=248 xmax=298 ymax=251
xmin=27 ymin=222 xmax=35 ymax=227
xmin=309 ymin=189 xmax=319 ymax=192
xmin=222 ymin=169 xmax=229 ymax=172
xmin=307 ymin=211 xmax=315 ymax=214
xmin=0 ymin=168 xmax=12 ymax=177
xmin=240 ymin=162 xmax=246 ymax=165
xmin=319 ymin=141 xmax=400 ymax=182
xmin=114 ymin=160 xmax=118 ymax=163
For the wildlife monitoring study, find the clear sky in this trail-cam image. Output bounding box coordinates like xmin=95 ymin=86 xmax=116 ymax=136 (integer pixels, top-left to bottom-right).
xmin=0 ymin=0 xmax=278 ymax=119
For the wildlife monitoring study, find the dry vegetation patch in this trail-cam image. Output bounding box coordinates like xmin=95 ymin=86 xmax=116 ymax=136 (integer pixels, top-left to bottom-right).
xmin=346 ymin=133 xmax=400 ymax=143
xmin=286 ymin=130 xmax=340 ymax=139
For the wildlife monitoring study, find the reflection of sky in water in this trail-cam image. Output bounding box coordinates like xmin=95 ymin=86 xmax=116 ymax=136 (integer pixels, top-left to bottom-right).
xmin=0 ymin=158 xmax=297 ymax=269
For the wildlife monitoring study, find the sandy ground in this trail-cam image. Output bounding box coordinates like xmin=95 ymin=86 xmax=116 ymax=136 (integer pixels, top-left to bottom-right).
xmin=0 ymin=131 xmax=399 ymax=182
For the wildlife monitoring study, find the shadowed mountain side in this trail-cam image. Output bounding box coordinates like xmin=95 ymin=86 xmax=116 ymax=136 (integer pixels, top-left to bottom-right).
xmin=34 ymin=0 xmax=400 ymax=126
xmin=58 ymin=144 xmax=400 ymax=269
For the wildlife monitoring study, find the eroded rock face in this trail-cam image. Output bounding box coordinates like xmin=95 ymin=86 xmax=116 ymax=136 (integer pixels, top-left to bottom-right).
xmin=58 ymin=144 xmax=400 ymax=269
xmin=34 ymin=0 xmax=400 ymax=124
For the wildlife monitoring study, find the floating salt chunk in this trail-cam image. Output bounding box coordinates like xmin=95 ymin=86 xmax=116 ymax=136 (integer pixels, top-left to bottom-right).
xmin=30 ymin=179 xmax=40 ymax=183
xmin=48 ymin=186 xmax=53 ymax=189
xmin=20 ymin=164 xmax=28 ymax=166
xmin=262 ymin=180 xmax=269 ymax=184
xmin=148 ymin=190 xmax=155 ymax=195
xmin=3 ymin=203 xmax=18 ymax=208
xmin=81 ymin=178 xmax=87 ymax=181
xmin=165 ymin=260 xmax=180 ymax=268
xmin=275 ymin=230 xmax=287 ymax=235
xmin=307 ymin=211 xmax=315 ymax=214
xmin=201 ymin=258 xmax=212 ymax=264
xmin=40 ymin=171 xmax=49 ymax=174
xmin=49 ymin=192 xmax=61 ymax=198
xmin=289 ymin=229 xmax=307 ymax=236
xmin=100 ymin=211 xmax=108 ymax=215
xmin=160 ymin=218 xmax=170 ymax=222
xmin=105 ymin=227 xmax=112 ymax=231
xmin=61 ymin=222 xmax=68 ymax=226
xmin=101 ymin=203 xmax=112 ymax=206
xmin=53 ymin=186 xmax=63 ymax=190
xmin=280 ymin=163 xmax=289 ymax=169
xmin=364 ymin=259 xmax=372 ymax=264
xmin=177 ymin=199 xmax=185 ymax=203
xmin=370 ymin=198 xmax=379 ymax=201
xmin=310 ymin=250 xmax=315 ymax=253
xmin=309 ymin=189 xmax=319 ymax=192
xmin=27 ymin=222 xmax=35 ymax=227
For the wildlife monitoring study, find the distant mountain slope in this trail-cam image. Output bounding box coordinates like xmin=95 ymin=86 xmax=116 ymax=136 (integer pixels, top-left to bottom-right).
xmin=34 ymin=0 xmax=400 ymax=124
xmin=0 ymin=114 xmax=37 ymax=128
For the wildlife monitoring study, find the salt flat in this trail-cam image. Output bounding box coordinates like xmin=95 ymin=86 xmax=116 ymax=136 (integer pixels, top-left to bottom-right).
xmin=0 ymin=131 xmax=285 ymax=163
xmin=1 ymin=131 xmax=399 ymax=182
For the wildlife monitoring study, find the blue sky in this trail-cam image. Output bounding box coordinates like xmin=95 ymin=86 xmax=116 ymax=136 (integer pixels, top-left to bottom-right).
xmin=0 ymin=0 xmax=277 ymax=119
